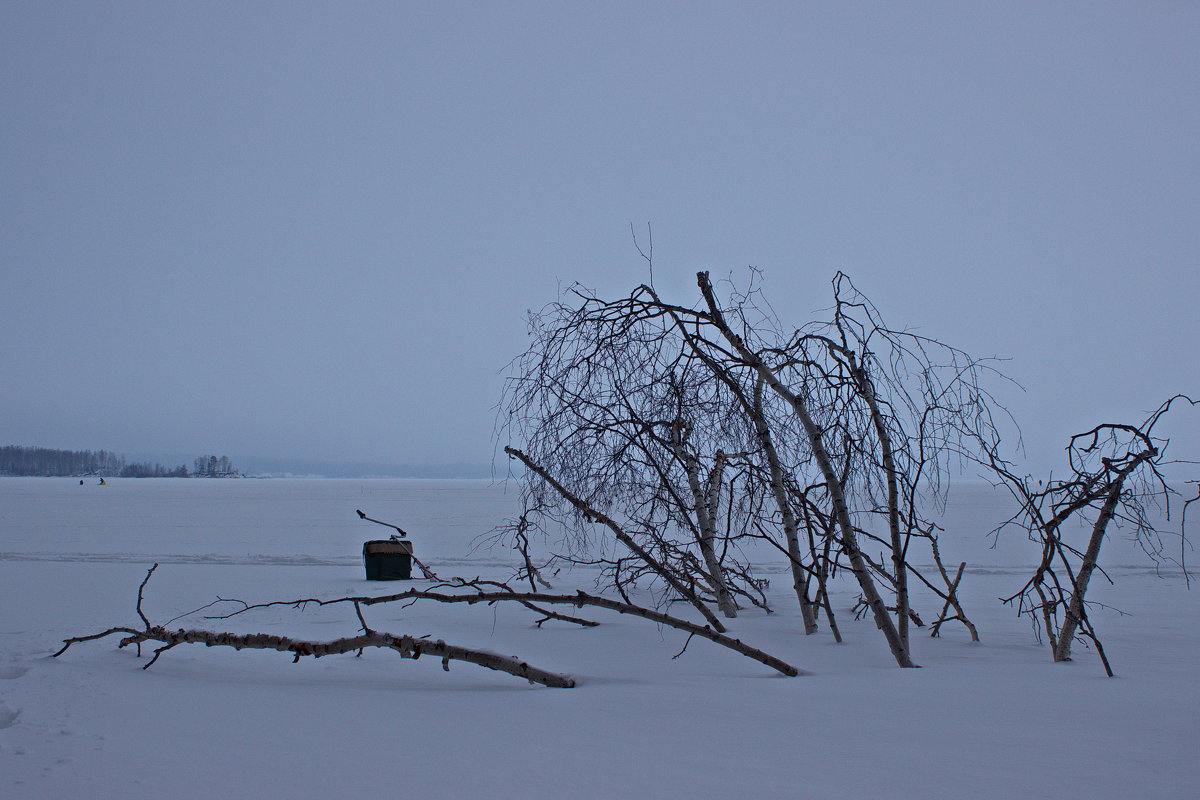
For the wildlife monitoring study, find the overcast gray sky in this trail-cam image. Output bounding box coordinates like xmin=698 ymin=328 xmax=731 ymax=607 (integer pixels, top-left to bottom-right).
xmin=2 ymin=2 xmax=1196 ymax=475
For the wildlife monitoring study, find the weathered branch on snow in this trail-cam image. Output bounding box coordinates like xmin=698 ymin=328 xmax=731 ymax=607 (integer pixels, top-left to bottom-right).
xmin=213 ymin=583 xmax=804 ymax=677
xmin=53 ymin=565 xmax=577 ymax=688
xmin=56 ymin=624 xmax=577 ymax=688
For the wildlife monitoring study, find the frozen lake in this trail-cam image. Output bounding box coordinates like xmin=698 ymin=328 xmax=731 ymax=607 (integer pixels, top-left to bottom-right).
xmin=0 ymin=477 xmax=524 ymax=568
xmin=1 ymin=476 xmax=1186 ymax=582
xmin=2 ymin=477 xmax=1197 ymax=798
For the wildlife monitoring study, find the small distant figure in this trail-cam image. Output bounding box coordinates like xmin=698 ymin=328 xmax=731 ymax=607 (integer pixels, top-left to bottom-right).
xmin=98 ymin=478 xmax=106 ymax=486
xmin=79 ymin=479 xmax=84 ymax=485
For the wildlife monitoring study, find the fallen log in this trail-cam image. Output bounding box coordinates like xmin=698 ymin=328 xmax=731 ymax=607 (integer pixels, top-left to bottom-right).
xmin=55 ymin=624 xmax=576 ymax=688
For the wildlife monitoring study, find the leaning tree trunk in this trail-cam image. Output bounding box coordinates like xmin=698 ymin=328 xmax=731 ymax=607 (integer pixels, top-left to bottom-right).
xmin=1053 ymin=481 xmax=1124 ymax=663
xmin=751 ymin=378 xmax=820 ymax=634
xmin=848 ymin=353 xmax=910 ymax=653
xmin=697 ymin=271 xmax=915 ymax=667
xmin=671 ymin=430 xmax=739 ymax=618
xmin=504 ymin=446 xmax=728 ymax=633
xmin=655 ymin=291 xmax=821 ymax=633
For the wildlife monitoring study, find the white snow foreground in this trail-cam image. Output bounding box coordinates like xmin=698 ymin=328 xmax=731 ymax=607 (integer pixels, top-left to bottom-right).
xmin=1 ymin=478 xmax=1197 ymax=799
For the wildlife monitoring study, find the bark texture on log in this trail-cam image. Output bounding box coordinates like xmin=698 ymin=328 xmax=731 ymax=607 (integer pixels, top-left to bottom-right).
xmin=56 ymin=625 xmax=577 ymax=688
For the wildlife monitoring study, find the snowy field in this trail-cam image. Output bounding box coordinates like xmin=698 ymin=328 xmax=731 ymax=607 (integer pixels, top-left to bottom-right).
xmin=1 ymin=477 xmax=1197 ymax=799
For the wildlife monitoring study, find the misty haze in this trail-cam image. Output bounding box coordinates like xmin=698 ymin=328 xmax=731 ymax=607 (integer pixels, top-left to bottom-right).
xmin=2 ymin=4 xmax=1197 ymax=799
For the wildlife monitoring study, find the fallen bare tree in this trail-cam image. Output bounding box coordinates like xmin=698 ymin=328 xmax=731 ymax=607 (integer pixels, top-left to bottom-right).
xmin=54 ymin=565 xmax=579 ymax=688
xmin=205 ymin=575 xmax=803 ymax=677
xmin=55 ymin=564 xmax=803 ymax=688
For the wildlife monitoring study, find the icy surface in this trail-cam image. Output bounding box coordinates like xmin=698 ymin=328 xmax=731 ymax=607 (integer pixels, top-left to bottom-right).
xmin=1 ymin=478 xmax=1196 ymax=798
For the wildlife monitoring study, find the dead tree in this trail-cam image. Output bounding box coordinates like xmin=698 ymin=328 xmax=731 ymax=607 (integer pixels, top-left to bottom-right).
xmin=688 ymin=271 xmax=997 ymax=663
xmin=682 ymin=273 xmax=911 ymax=665
xmin=500 ymin=269 xmax=1002 ymax=667
xmin=499 ymin=285 xmax=772 ymax=628
xmin=56 ymin=566 xmax=803 ymax=685
xmin=210 ymin=577 xmax=804 ymax=676
xmin=54 ymin=565 xmax=579 ymax=687
xmin=984 ymin=395 xmax=1196 ymax=675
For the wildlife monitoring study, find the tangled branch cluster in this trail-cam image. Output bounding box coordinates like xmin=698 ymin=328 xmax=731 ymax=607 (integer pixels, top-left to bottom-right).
xmin=498 ymin=270 xmax=1012 ymax=668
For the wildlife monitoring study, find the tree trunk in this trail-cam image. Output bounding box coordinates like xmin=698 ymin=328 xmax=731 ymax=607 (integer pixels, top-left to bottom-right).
xmin=654 ymin=291 xmax=820 ymax=633
xmin=57 ymin=626 xmax=579 ymax=688
xmin=752 ymin=379 xmax=820 ymax=634
xmin=849 ymin=354 xmax=910 ymax=652
xmin=671 ymin=428 xmax=739 ymax=618
xmin=1053 ymin=482 xmax=1123 ymax=663
xmin=697 ymin=271 xmax=915 ymax=667
xmin=505 ymin=446 xmax=728 ymax=633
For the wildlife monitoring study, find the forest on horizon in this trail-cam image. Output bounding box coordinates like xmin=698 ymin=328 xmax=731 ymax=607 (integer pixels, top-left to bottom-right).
xmin=0 ymin=445 xmax=238 ymax=478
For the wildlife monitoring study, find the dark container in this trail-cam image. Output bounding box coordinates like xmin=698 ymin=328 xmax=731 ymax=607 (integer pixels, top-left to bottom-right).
xmin=363 ymin=539 xmax=413 ymax=580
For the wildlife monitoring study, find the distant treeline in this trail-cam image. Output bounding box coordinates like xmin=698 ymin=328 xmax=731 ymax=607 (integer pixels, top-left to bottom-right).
xmin=191 ymin=454 xmax=237 ymax=477
xmin=0 ymin=446 xmax=239 ymax=478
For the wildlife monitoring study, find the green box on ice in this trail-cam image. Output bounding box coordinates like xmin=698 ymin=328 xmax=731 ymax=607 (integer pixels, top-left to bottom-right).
xmin=363 ymin=539 xmax=413 ymax=580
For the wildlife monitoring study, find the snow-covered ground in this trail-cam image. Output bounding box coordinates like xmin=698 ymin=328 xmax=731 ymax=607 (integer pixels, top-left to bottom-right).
xmin=1 ymin=478 xmax=1196 ymax=798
